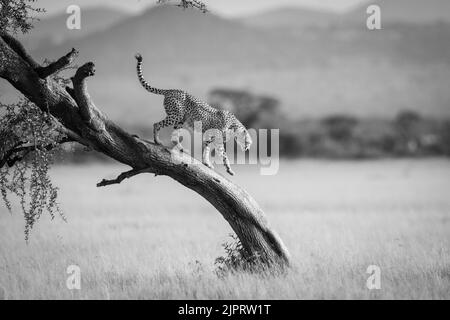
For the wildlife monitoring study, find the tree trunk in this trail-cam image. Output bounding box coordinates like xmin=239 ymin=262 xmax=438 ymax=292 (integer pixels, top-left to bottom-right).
xmin=0 ymin=33 xmax=291 ymax=268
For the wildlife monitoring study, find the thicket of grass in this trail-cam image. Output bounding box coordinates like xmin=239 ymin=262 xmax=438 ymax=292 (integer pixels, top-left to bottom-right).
xmin=0 ymin=160 xmax=449 ymax=299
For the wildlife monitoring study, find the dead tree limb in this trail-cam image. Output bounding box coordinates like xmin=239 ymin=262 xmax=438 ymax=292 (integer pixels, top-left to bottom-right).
xmin=0 ymin=33 xmax=291 ymax=267
xmin=70 ymin=62 xmax=106 ymax=132
xmin=36 ymin=48 xmax=78 ymax=78
xmin=97 ymin=168 xmax=152 ymax=187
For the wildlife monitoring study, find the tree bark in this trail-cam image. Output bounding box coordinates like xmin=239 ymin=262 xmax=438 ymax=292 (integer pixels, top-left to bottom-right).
xmin=0 ymin=33 xmax=291 ymax=267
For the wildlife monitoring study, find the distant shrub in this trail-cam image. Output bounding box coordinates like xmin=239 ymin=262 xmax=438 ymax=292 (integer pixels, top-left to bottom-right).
xmin=55 ymin=85 xmax=450 ymax=161
xmin=207 ymin=91 xmax=450 ymax=159
xmin=208 ymin=88 xmax=283 ymax=128
xmin=395 ymin=110 xmax=422 ymax=132
xmin=321 ymin=115 xmax=358 ymax=142
xmin=279 ymin=132 xmax=305 ymax=158
xmin=439 ymin=120 xmax=450 ymax=155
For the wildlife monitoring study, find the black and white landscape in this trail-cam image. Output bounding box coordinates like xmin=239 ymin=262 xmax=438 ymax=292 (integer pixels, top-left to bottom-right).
xmin=0 ymin=0 xmax=449 ymax=300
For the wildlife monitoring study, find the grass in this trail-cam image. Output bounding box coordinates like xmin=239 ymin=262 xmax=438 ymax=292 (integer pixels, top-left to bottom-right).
xmin=0 ymin=159 xmax=449 ymax=299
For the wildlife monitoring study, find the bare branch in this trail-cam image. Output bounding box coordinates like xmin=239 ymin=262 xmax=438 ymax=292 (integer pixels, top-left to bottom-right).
xmin=70 ymin=62 xmax=106 ymax=132
xmin=36 ymin=48 xmax=79 ymax=78
xmin=158 ymin=0 xmax=208 ymax=13
xmin=0 ymin=34 xmax=78 ymax=79
xmin=97 ymin=168 xmax=152 ymax=187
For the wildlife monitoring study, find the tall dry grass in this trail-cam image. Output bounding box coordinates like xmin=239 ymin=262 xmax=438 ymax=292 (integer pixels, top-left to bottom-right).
xmin=0 ymin=160 xmax=449 ymax=299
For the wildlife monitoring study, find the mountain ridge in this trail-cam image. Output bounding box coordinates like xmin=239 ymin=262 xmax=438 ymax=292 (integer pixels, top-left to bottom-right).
xmin=1 ymin=4 xmax=449 ymax=125
xmin=19 ymin=7 xmax=130 ymax=52
xmin=240 ymin=0 xmax=450 ymax=30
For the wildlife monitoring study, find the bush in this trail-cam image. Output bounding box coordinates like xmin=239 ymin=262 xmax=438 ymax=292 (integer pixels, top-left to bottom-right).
xmin=214 ymin=234 xmax=269 ymax=276
xmin=0 ymin=99 xmax=66 ymax=240
xmin=321 ymin=115 xmax=358 ymax=142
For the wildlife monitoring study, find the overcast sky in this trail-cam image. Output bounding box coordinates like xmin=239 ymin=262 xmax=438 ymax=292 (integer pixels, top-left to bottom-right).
xmin=36 ymin=0 xmax=368 ymax=17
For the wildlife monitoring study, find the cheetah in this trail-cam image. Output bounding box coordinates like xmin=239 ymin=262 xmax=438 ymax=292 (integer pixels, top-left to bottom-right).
xmin=135 ymin=53 xmax=252 ymax=176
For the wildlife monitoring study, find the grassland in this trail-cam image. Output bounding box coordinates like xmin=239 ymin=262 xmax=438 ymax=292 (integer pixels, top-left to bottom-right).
xmin=0 ymin=159 xmax=449 ymax=299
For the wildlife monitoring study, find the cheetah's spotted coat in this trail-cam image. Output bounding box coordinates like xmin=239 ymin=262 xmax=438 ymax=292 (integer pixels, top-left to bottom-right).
xmin=135 ymin=54 xmax=252 ymax=175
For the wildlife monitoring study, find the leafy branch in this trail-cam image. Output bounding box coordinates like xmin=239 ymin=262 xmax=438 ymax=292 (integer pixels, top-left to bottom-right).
xmin=157 ymin=0 xmax=208 ymax=13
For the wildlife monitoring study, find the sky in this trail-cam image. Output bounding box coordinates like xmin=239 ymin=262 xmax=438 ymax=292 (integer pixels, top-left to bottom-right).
xmin=36 ymin=0 xmax=368 ymax=17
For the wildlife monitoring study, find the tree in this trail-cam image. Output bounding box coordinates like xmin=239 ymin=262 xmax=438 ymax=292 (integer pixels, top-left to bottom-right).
xmin=394 ymin=110 xmax=423 ymax=155
xmin=322 ymin=115 xmax=358 ymax=142
xmin=0 ymin=1 xmax=290 ymax=268
xmin=0 ymin=0 xmax=44 ymax=33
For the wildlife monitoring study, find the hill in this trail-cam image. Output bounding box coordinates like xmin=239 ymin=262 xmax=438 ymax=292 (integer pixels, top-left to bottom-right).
xmin=345 ymin=0 xmax=450 ymax=26
xmin=238 ymin=7 xmax=337 ymax=31
xmin=1 ymin=4 xmax=449 ymax=126
xmin=18 ymin=7 xmax=129 ymax=52
xmin=240 ymin=0 xmax=450 ymax=31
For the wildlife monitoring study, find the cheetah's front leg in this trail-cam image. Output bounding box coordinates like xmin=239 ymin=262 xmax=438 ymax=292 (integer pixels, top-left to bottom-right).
xmin=218 ymin=144 xmax=235 ymax=176
xmin=202 ymin=138 xmax=215 ymax=169
xmin=153 ymin=117 xmax=173 ymax=145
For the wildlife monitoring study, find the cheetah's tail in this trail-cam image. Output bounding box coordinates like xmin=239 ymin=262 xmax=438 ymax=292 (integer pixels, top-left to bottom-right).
xmin=135 ymin=53 xmax=165 ymax=95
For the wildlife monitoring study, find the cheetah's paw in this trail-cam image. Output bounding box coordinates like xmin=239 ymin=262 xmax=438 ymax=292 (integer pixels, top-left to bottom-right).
xmin=171 ymin=145 xmax=184 ymax=153
xmin=226 ymin=168 xmax=235 ymax=176
xmin=203 ymin=161 xmax=214 ymax=169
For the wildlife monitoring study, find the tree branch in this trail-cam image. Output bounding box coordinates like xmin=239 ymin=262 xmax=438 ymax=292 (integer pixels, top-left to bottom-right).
xmin=0 ymin=32 xmax=40 ymax=69
xmin=97 ymin=168 xmax=152 ymax=187
xmin=71 ymin=62 xmax=106 ymax=132
xmin=36 ymin=48 xmax=79 ymax=78
xmin=0 ymin=137 xmax=74 ymax=168
xmin=51 ymin=117 xmax=92 ymax=148
xmin=0 ymin=33 xmax=290 ymax=267
xmin=0 ymin=34 xmax=78 ymax=79
xmin=158 ymin=0 xmax=208 ymax=13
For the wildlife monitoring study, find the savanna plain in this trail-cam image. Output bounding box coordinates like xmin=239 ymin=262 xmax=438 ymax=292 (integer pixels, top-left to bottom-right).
xmin=0 ymin=159 xmax=449 ymax=299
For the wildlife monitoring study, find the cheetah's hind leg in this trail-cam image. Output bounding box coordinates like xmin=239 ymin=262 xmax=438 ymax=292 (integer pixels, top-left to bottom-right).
xmin=153 ymin=117 xmax=175 ymax=145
